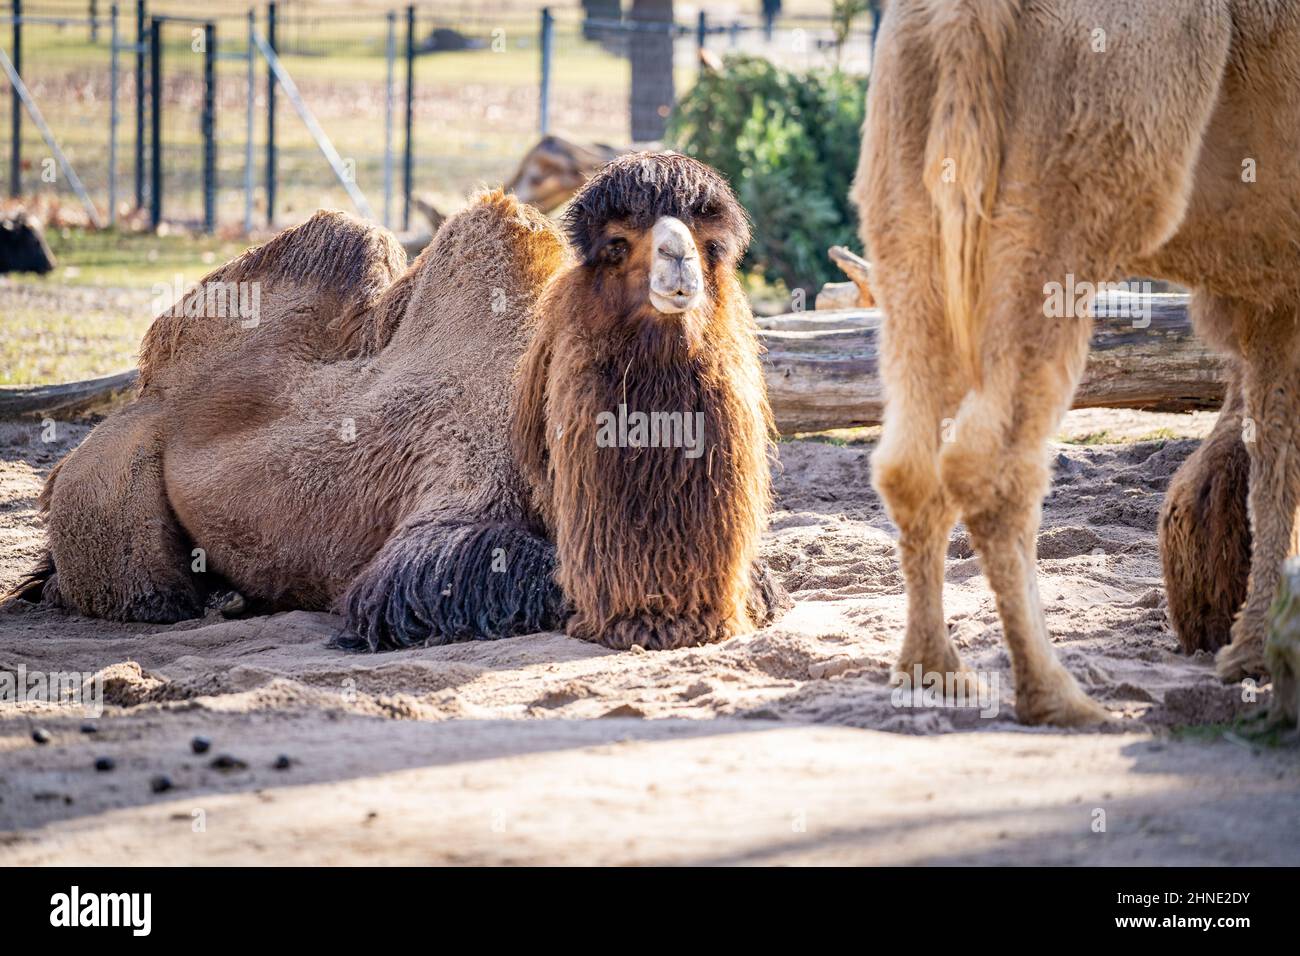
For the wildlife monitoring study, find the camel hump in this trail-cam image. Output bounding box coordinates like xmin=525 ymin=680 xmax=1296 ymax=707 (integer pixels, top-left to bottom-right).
xmin=380 ymin=190 xmax=571 ymax=365
xmin=138 ymin=210 xmax=407 ymax=388
xmin=424 ymin=189 xmax=570 ymax=289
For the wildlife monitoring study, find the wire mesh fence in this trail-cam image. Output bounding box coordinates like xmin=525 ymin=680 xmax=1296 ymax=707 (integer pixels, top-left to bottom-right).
xmin=1 ymin=1 xmax=876 ymax=233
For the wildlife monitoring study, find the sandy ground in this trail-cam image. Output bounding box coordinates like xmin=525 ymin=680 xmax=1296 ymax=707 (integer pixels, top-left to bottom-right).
xmin=1 ymin=409 xmax=1298 ymax=865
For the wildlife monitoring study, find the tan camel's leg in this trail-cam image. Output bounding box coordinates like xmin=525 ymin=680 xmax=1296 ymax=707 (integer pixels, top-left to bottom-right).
xmin=939 ymin=284 xmax=1108 ymax=727
xmin=872 ymin=316 xmax=964 ymax=682
xmin=854 ymin=28 xmax=965 ymax=684
xmin=1217 ymin=303 xmax=1300 ymax=681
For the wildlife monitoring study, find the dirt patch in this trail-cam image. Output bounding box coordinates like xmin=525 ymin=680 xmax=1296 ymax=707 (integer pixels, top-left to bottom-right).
xmin=1 ymin=408 xmax=1297 ymax=864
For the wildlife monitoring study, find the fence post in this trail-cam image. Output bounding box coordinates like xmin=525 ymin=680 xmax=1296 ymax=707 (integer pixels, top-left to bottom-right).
xmin=109 ymin=3 xmax=118 ymax=226
xmin=135 ymin=0 xmax=145 ymax=210
xmin=696 ymin=10 xmax=709 ymax=77
xmin=403 ymin=3 xmax=414 ymax=231
xmin=202 ymin=21 xmax=216 ymax=235
xmin=10 ymin=0 xmax=21 ymax=198
xmin=539 ymin=8 xmax=553 ymax=135
xmin=384 ymin=10 xmax=395 ymax=229
xmin=90 ymin=0 xmax=99 ymax=43
xmin=266 ymin=1 xmax=277 ymax=226
xmin=149 ymin=16 xmax=161 ymax=229
xmin=244 ymin=9 xmax=254 ymax=235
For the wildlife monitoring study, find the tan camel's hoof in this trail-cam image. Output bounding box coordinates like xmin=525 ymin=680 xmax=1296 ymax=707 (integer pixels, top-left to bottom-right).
xmin=892 ymin=644 xmax=967 ymax=691
xmin=1015 ymin=673 xmax=1112 ymax=728
xmin=1215 ymin=637 xmax=1268 ymax=683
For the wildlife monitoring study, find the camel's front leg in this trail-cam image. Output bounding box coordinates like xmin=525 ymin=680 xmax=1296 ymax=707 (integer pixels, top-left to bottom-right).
xmin=1217 ymin=303 xmax=1300 ymax=682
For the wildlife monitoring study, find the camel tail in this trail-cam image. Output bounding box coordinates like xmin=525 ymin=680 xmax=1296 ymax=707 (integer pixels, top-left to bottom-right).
xmin=922 ymin=0 xmax=1021 ymax=382
xmin=1 ymin=550 xmax=56 ymax=608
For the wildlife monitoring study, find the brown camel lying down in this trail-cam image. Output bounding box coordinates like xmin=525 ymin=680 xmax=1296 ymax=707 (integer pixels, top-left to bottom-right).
xmin=6 ymin=154 xmax=788 ymax=651
xmin=856 ymin=0 xmax=1298 ymax=725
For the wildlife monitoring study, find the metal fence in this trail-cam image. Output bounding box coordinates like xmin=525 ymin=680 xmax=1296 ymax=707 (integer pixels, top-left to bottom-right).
xmin=1 ymin=1 xmax=876 ymax=234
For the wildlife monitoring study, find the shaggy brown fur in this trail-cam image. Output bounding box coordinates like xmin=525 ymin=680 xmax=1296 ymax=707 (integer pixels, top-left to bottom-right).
xmin=856 ymin=0 xmax=1300 ymax=725
xmin=1159 ymin=368 xmax=1251 ymax=654
xmin=10 ymin=156 xmax=786 ymax=652
xmin=514 ymin=153 xmax=779 ymax=649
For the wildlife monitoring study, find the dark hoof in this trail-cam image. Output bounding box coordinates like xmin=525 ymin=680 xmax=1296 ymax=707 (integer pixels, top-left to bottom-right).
xmin=748 ymin=559 xmax=792 ymax=627
xmin=206 ymin=589 xmax=249 ymax=618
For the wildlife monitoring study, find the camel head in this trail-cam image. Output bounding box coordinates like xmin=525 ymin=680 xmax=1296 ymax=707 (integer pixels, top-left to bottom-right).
xmin=504 ymin=136 xmax=624 ymax=214
xmin=560 ymin=152 xmax=751 ymax=346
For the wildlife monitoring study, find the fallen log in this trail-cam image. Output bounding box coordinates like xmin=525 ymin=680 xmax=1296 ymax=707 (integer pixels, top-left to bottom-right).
xmin=758 ymin=293 xmax=1226 ymax=433
xmin=0 ymin=294 xmax=1226 ymax=434
xmin=0 ymin=370 xmax=138 ymax=420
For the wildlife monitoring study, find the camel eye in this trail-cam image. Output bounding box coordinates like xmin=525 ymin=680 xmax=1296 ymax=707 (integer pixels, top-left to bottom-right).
xmin=602 ymin=237 xmax=630 ymax=266
xmin=704 ymin=240 xmax=725 ymax=264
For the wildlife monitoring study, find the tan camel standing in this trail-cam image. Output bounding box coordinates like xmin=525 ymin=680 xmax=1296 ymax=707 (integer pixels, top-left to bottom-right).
xmin=855 ymin=0 xmax=1300 ymax=725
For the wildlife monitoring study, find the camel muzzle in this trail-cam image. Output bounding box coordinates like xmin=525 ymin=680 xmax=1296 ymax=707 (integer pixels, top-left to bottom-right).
xmin=648 ymin=216 xmax=704 ymax=314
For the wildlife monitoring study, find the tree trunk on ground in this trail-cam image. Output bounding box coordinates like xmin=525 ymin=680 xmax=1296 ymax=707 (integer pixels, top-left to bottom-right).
xmin=0 ymin=296 xmax=1228 ymax=434
xmin=629 ymin=0 xmax=675 ymax=142
xmin=758 ymin=294 xmax=1226 ymax=433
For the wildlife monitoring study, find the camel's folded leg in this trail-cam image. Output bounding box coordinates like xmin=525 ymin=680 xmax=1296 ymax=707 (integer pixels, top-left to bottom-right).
xmin=339 ymin=519 xmax=570 ymax=651
xmin=36 ymin=400 xmax=203 ymax=622
xmin=1158 ymin=368 xmax=1251 ymax=653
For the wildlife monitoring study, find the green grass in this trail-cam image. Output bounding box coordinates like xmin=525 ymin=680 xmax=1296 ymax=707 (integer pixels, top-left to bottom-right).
xmin=1 ymin=228 xmax=249 ymax=386
xmin=1060 ymin=430 xmax=1119 ymax=446
xmin=2 ymin=302 xmax=151 ymax=385
xmin=1171 ymin=710 xmax=1298 ymax=749
xmin=783 ymin=425 xmax=879 ymax=446
xmin=28 ymin=225 xmax=249 ymax=288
